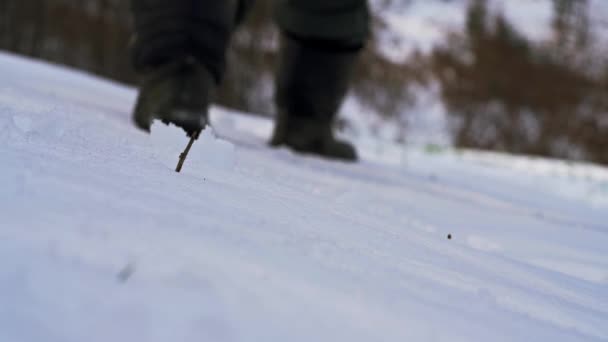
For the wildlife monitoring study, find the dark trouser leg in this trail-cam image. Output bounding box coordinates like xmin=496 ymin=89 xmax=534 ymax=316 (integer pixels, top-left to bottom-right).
xmin=271 ymin=0 xmax=370 ymax=161
xmin=129 ymin=0 xmax=254 ymax=135
xmin=274 ymin=0 xmax=370 ymax=45
xmin=131 ymin=0 xmax=253 ymax=82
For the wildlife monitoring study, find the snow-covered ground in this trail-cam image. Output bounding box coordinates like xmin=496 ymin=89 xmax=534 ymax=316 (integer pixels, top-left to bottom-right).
xmin=1 ymin=51 xmax=608 ymax=341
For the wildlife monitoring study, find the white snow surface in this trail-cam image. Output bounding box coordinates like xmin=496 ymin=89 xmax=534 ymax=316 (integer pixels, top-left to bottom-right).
xmin=1 ymin=52 xmax=608 ymax=341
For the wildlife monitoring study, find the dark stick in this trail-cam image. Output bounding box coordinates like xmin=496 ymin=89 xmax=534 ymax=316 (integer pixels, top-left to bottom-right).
xmin=175 ymin=130 xmax=200 ymax=173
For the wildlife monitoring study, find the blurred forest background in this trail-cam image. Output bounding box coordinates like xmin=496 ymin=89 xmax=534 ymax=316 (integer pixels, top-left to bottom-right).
xmin=1 ymin=0 xmax=607 ymax=164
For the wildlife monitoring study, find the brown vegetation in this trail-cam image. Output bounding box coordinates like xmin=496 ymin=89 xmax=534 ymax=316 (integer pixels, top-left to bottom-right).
xmin=431 ymin=0 xmax=608 ymax=163
xmin=0 ymin=0 xmax=134 ymax=82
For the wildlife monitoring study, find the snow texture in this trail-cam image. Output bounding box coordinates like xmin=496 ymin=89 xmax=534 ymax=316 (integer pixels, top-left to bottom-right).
xmin=1 ymin=51 xmax=608 ymax=342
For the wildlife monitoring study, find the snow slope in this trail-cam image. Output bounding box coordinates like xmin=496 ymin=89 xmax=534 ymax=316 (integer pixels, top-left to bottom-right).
xmin=1 ymin=52 xmax=608 ymax=342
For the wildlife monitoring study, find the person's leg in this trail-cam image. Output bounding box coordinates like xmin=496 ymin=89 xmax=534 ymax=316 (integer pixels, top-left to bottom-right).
xmin=271 ymin=0 xmax=370 ymax=161
xmin=275 ymin=1 xmax=369 ymax=46
xmin=130 ymin=0 xmax=254 ymax=136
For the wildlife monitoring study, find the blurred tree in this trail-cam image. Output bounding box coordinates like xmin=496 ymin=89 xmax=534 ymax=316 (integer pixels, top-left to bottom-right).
xmin=432 ymin=0 xmax=608 ymax=164
xmin=552 ymin=0 xmax=590 ymax=52
xmin=0 ymin=0 xmax=135 ymax=82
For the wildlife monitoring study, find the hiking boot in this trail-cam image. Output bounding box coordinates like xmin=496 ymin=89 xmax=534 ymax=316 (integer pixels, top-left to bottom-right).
xmin=270 ymin=33 xmax=361 ymax=161
xmin=271 ymin=110 xmax=357 ymax=160
xmin=133 ymin=56 xmax=213 ymax=137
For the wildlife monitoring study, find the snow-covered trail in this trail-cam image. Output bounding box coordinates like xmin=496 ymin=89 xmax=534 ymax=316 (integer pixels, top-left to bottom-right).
xmin=1 ymin=52 xmax=607 ymax=342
